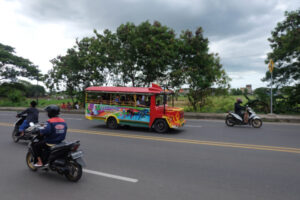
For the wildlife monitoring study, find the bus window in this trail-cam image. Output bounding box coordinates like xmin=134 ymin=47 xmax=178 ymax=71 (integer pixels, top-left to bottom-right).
xmin=156 ymin=95 xmax=163 ymax=106
xmin=155 ymin=94 xmax=172 ymax=106
xmin=111 ymin=93 xmax=120 ymax=105
xmin=137 ymin=95 xmax=151 ymax=107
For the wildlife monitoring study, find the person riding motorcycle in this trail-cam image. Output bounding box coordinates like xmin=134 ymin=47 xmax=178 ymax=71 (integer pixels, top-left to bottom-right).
xmin=234 ymin=98 xmax=245 ymax=119
xmin=18 ymin=101 xmax=39 ymax=137
xmin=33 ymin=105 xmax=67 ymax=167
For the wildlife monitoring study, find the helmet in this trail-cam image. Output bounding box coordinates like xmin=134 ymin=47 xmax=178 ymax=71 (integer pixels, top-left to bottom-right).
xmin=45 ymin=105 xmax=60 ymax=118
xmin=236 ymin=98 xmax=243 ymax=103
xmin=30 ymin=101 xmax=37 ymax=107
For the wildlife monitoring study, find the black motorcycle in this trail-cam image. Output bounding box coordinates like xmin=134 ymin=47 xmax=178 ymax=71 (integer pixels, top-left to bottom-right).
xmin=26 ymin=133 xmax=85 ymax=182
xmin=12 ymin=113 xmax=35 ymax=143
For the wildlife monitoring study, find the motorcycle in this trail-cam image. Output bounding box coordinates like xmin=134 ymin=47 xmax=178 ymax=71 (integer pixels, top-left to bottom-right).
xmin=26 ymin=131 xmax=85 ymax=182
xmin=12 ymin=113 xmax=37 ymax=143
xmin=225 ymin=106 xmax=263 ymax=128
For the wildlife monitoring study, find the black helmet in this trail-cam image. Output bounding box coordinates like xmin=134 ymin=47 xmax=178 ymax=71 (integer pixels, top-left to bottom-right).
xmin=236 ymin=98 xmax=243 ymax=103
xmin=30 ymin=101 xmax=37 ymax=107
xmin=45 ymin=105 xmax=60 ymax=118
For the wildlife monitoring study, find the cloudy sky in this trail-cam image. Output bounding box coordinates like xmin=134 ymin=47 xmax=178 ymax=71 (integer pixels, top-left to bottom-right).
xmin=0 ymin=0 xmax=298 ymax=88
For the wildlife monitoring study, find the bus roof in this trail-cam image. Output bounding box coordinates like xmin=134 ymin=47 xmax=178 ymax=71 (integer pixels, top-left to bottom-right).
xmin=85 ymin=83 xmax=166 ymax=94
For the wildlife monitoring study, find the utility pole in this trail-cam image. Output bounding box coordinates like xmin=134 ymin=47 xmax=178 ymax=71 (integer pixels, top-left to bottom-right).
xmin=268 ymin=59 xmax=274 ymax=114
xmin=36 ymin=73 xmax=39 ymax=105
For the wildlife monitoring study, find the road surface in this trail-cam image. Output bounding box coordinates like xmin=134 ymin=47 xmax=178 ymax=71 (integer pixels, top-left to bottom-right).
xmin=0 ymin=111 xmax=299 ymax=200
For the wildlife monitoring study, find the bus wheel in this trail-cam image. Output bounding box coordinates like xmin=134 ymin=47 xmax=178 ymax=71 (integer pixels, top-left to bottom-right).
xmin=107 ymin=117 xmax=118 ymax=129
xmin=154 ymin=119 xmax=169 ymax=133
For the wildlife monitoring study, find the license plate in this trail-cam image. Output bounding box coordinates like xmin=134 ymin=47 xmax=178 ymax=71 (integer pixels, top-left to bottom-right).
xmin=71 ymin=151 xmax=83 ymax=159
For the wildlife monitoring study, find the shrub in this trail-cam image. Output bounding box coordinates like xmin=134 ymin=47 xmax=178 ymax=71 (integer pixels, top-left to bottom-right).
xmin=7 ymin=89 xmax=25 ymax=103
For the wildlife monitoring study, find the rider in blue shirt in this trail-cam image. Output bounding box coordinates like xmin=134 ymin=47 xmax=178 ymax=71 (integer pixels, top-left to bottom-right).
xmin=33 ymin=105 xmax=67 ymax=167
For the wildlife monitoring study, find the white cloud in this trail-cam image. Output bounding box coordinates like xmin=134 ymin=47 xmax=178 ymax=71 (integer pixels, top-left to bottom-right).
xmin=228 ymin=71 xmax=269 ymax=89
xmin=0 ymin=1 xmax=76 ymax=73
xmin=0 ymin=0 xmax=298 ymax=89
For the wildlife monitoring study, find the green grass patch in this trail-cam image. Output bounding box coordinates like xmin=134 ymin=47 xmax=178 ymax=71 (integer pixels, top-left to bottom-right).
xmin=176 ymin=95 xmax=248 ymax=113
xmin=0 ymin=98 xmax=73 ymax=108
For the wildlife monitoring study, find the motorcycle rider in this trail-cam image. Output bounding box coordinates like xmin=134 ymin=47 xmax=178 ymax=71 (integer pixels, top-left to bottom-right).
xmin=33 ymin=105 xmax=67 ymax=167
xmin=234 ymin=98 xmax=245 ymax=119
xmin=18 ymin=101 xmax=39 ymax=137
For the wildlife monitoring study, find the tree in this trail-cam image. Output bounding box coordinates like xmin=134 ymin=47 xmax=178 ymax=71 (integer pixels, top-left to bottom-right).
xmin=230 ymin=88 xmax=243 ymax=95
xmin=46 ymin=37 xmax=107 ymax=103
xmin=96 ymin=21 xmax=177 ymax=87
xmin=0 ymin=43 xmax=39 ymax=81
xmin=263 ymin=10 xmax=300 ymax=85
xmin=178 ymin=28 xmax=229 ymax=111
xmin=18 ymin=80 xmax=46 ymax=97
xmin=134 ymin=21 xmax=177 ymax=87
xmin=0 ymin=82 xmax=26 ymax=97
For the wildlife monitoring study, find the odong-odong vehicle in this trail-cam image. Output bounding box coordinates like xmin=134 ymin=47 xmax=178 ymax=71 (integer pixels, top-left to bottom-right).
xmin=225 ymin=106 xmax=263 ymax=128
xmin=12 ymin=113 xmax=36 ymax=143
xmin=85 ymin=83 xmax=186 ymax=133
xmin=26 ymin=131 xmax=85 ymax=182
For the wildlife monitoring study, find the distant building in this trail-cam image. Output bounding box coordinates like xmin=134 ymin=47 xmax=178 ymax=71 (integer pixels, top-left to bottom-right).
xmin=178 ymin=88 xmax=189 ymax=95
xmin=240 ymin=84 xmax=253 ymax=94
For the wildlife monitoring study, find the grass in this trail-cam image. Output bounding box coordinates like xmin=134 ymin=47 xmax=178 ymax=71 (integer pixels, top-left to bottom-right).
xmin=174 ymin=95 xmax=248 ymax=113
xmin=0 ymin=98 xmax=73 ymax=108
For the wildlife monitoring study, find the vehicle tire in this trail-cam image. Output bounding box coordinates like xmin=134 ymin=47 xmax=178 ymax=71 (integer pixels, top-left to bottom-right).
xmin=252 ymin=118 xmax=262 ymax=128
xmin=26 ymin=151 xmax=37 ymax=171
xmin=106 ymin=117 xmax=118 ymax=129
xmin=225 ymin=115 xmax=235 ymax=127
xmin=154 ymin=119 xmax=169 ymax=133
xmin=65 ymin=161 xmax=82 ymax=182
xmin=12 ymin=127 xmax=19 ymax=143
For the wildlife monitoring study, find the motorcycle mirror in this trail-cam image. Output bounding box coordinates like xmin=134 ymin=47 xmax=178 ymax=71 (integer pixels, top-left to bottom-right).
xmin=29 ymin=122 xmax=34 ymax=127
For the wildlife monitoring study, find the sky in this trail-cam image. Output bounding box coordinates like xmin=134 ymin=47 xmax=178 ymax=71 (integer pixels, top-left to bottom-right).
xmin=0 ymin=0 xmax=298 ymax=89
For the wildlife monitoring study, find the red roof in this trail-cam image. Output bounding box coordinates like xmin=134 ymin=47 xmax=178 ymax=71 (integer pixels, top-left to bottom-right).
xmin=85 ymin=83 xmax=164 ymax=94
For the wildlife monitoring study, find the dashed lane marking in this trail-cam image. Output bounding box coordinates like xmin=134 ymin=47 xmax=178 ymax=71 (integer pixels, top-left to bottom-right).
xmin=83 ymin=168 xmax=138 ymax=183
xmin=185 ymin=125 xmax=203 ymax=128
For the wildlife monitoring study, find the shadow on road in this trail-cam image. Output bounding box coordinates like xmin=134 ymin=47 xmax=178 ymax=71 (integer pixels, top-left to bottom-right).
xmin=91 ymin=124 xmax=183 ymax=135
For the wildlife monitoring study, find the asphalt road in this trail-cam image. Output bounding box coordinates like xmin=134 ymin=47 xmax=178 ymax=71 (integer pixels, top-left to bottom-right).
xmin=0 ymin=111 xmax=300 ymax=200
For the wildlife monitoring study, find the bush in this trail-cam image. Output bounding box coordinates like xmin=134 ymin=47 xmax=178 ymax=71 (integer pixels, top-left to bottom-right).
xmin=7 ymin=90 xmax=25 ymax=103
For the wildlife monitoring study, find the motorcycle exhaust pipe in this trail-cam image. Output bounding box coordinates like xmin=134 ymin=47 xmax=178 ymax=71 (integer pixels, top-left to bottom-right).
xmin=53 ymin=159 xmax=66 ymax=166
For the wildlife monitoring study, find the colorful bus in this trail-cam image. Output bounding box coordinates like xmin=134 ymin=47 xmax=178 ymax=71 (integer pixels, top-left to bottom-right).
xmin=85 ymin=83 xmax=185 ymax=133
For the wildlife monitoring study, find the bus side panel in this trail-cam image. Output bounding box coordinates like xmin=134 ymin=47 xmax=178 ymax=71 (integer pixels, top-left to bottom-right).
xmin=85 ymin=103 xmax=150 ymax=125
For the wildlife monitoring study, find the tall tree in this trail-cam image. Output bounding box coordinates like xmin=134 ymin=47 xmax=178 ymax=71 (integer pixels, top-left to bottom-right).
xmin=101 ymin=21 xmax=177 ymax=87
xmin=263 ymin=10 xmax=300 ymax=85
xmin=46 ymin=37 xmax=106 ymax=103
xmin=0 ymin=43 xmax=39 ymax=81
xmin=179 ymin=28 xmax=229 ymax=111
xmin=134 ymin=21 xmax=177 ymax=87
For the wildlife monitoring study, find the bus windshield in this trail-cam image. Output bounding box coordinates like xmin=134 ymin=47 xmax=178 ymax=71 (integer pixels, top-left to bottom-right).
xmin=155 ymin=93 xmax=174 ymax=107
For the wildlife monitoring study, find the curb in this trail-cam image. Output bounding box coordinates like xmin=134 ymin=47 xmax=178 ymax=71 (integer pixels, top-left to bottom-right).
xmin=1 ymin=107 xmax=299 ymax=123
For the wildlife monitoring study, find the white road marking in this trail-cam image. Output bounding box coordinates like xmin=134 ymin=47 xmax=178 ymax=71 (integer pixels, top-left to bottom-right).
xmin=185 ymin=125 xmax=203 ymax=128
xmin=63 ymin=117 xmax=83 ymax=121
xmin=83 ymin=168 xmax=138 ymax=183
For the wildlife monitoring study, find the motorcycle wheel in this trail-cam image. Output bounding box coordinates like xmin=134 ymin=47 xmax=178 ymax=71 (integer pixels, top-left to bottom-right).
xmin=252 ymin=119 xmax=262 ymax=128
xmin=225 ymin=115 xmax=235 ymax=127
xmin=65 ymin=161 xmax=82 ymax=182
xmin=26 ymin=151 xmax=37 ymax=171
xmin=12 ymin=127 xmax=19 ymax=143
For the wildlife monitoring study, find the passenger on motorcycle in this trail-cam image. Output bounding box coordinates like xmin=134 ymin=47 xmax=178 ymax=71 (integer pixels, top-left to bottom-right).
xmin=18 ymin=101 xmax=39 ymax=137
xmin=33 ymin=105 xmax=67 ymax=167
xmin=234 ymin=98 xmax=245 ymax=119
